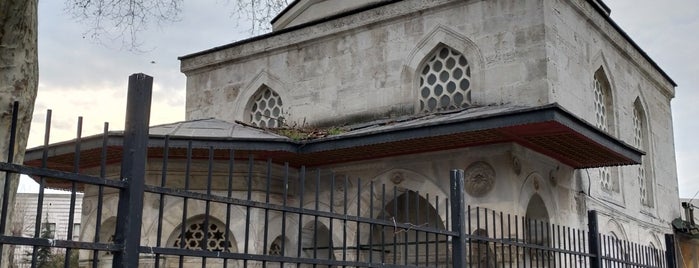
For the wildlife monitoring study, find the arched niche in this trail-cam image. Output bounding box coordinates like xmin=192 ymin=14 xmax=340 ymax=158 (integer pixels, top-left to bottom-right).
xmin=524 ymin=193 xmax=550 ymax=246
xmin=517 ymin=172 xmax=558 ymax=223
xmin=299 ymin=220 xmax=334 ymax=267
xmin=368 ymin=190 xmax=446 ymax=266
xmin=232 ymin=70 xmax=290 ymax=123
xmin=402 ymin=25 xmax=484 ymax=110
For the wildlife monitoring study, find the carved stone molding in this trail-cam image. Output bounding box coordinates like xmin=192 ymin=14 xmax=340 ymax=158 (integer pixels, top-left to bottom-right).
xmin=512 ymin=155 xmax=521 ymax=175
xmin=464 ymin=161 xmax=495 ymax=197
xmin=390 ymin=172 xmax=405 ymax=185
xmin=549 ymin=166 xmax=560 ymax=187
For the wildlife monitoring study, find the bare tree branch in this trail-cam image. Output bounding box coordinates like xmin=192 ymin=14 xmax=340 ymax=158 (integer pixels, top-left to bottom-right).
xmin=230 ymin=0 xmax=290 ymax=34
xmin=64 ymin=0 xmax=184 ymax=51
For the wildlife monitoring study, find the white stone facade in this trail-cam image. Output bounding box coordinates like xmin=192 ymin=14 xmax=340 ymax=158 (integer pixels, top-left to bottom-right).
xmin=73 ymin=0 xmax=684 ymax=266
xmin=180 ymin=0 xmax=678 ymax=240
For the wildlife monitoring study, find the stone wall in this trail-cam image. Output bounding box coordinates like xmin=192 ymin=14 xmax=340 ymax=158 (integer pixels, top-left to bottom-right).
xmin=181 ymin=0 xmax=549 ymax=126
xmin=176 ymin=0 xmax=679 ymax=254
xmin=542 ymin=0 xmax=678 ymax=244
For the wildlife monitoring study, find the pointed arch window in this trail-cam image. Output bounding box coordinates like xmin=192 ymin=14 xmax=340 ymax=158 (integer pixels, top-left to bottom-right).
xmin=593 ymin=68 xmax=614 ymax=132
xmin=172 ymin=217 xmax=236 ymax=252
xmin=418 ymin=46 xmax=472 ymax=113
xmin=268 ymin=236 xmax=285 ymax=256
xmin=592 ymin=67 xmax=617 ymax=192
xmin=633 ymin=100 xmax=653 ymax=206
xmin=248 ymin=86 xmax=284 ymax=128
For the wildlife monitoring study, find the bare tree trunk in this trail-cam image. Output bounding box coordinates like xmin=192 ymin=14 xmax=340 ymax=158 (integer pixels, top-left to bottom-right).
xmin=0 ymin=0 xmax=39 ymax=267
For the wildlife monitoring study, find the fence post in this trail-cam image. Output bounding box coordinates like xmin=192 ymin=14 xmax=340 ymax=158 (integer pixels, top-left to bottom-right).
xmin=450 ymin=169 xmax=466 ymax=268
xmin=113 ymin=73 xmax=152 ymax=267
xmin=588 ymin=210 xmax=602 ymax=268
xmin=664 ymin=234 xmax=677 ymax=268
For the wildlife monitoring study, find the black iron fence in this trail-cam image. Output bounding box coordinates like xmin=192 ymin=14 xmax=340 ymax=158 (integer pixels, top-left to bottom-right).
xmin=0 ymin=74 xmax=678 ymax=267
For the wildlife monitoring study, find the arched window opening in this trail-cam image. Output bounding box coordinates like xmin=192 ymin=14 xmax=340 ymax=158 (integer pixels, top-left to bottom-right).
xmin=371 ymin=190 xmax=445 ymax=266
xmin=593 ymin=67 xmax=614 ymax=132
xmin=592 ymin=67 xmax=618 ymax=193
xmin=470 ymin=229 xmax=495 ymax=268
xmin=633 ymin=100 xmax=653 ymax=206
xmin=418 ymin=46 xmax=472 ymax=113
xmin=171 ymin=216 xmax=237 ymax=252
xmin=300 ymin=221 xmax=333 ymax=267
xmin=248 ymin=86 xmax=284 ymax=128
xmin=525 ymin=194 xmax=550 ymax=246
xmin=269 ymin=235 xmax=288 ymax=256
xmin=604 ymin=232 xmax=629 ymax=266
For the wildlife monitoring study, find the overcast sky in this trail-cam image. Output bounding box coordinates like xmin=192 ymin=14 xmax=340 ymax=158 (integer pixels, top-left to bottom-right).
xmin=21 ymin=0 xmax=699 ymax=197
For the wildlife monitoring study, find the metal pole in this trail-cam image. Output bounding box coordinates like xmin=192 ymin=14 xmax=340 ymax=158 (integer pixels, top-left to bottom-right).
xmin=664 ymin=234 xmax=677 ymax=268
xmin=588 ymin=210 xmax=602 ymax=268
xmin=113 ymin=73 xmax=152 ymax=267
xmin=450 ymin=169 xmax=466 ymax=268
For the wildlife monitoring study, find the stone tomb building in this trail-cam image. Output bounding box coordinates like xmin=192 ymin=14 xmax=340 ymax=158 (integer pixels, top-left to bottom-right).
xmin=24 ymin=0 xmax=681 ymax=267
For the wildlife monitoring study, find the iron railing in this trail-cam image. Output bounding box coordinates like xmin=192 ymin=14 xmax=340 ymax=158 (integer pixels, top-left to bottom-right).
xmin=0 ymin=74 xmax=678 ymax=268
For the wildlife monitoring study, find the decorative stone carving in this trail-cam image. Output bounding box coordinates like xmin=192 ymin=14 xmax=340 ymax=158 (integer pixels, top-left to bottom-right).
xmin=511 ymin=155 xmax=521 ymax=175
xmin=464 ymin=162 xmax=495 ymax=197
xmin=390 ymin=172 xmax=404 ymax=185
xmin=549 ymin=166 xmax=559 ymax=187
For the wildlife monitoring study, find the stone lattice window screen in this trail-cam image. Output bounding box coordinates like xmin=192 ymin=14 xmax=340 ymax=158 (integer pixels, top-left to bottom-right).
xmin=249 ymin=86 xmax=284 ymax=128
xmin=269 ymin=236 xmax=283 ymax=256
xmin=418 ymin=46 xmax=471 ymax=113
xmin=173 ymin=221 xmax=233 ymax=252
xmin=633 ymin=105 xmax=652 ymax=206
xmin=592 ymin=72 xmax=616 ymax=192
xmin=593 ymin=77 xmax=608 ymax=132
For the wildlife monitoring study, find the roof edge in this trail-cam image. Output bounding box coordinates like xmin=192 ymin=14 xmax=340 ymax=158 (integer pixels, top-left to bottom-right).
xmin=178 ymin=0 xmax=403 ymax=61
xmin=270 ymin=0 xmax=302 ymax=24
xmin=584 ymin=0 xmax=677 ymax=87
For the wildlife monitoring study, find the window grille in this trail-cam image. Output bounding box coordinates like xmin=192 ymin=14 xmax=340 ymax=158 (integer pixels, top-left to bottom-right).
xmin=634 ymin=104 xmax=652 ymax=206
xmin=418 ymin=46 xmax=471 ymax=113
xmin=269 ymin=236 xmax=283 ymax=256
xmin=593 ymin=77 xmax=608 ymax=132
xmin=249 ymin=86 xmax=284 ymax=128
xmin=173 ymin=221 xmax=233 ymax=252
xmin=593 ymin=71 xmax=615 ymax=192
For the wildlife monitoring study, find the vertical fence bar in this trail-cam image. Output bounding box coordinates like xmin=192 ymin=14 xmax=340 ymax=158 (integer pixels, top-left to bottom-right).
xmin=31 ymin=109 xmax=51 ymax=267
xmin=664 ymin=234 xmax=677 ymax=268
xmin=64 ymin=116 xmax=82 ymax=268
xmin=587 ymin=210 xmax=602 ymax=268
xmin=223 ymin=149 xmax=235 ymax=268
xmin=154 ymin=135 xmax=169 ymax=268
xmin=449 ymin=169 xmax=466 ymax=268
xmin=93 ymin=122 xmax=108 ymax=268
xmin=113 ymin=73 xmax=153 ymax=267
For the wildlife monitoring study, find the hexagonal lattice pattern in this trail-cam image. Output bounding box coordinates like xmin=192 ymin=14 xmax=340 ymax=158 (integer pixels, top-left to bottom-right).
xmin=599 ymin=167 xmax=612 ymax=191
xmin=418 ymin=46 xmax=471 ymax=113
xmin=633 ymin=107 xmax=649 ymax=205
xmin=593 ymin=77 xmax=608 ymax=132
xmin=593 ymin=76 xmax=614 ymax=191
xmin=173 ymin=222 xmax=232 ymax=252
xmin=249 ymin=87 xmax=284 ymax=128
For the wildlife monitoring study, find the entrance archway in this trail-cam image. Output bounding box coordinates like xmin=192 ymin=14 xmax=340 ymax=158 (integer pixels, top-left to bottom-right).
xmin=370 ymin=190 xmax=446 ymax=266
